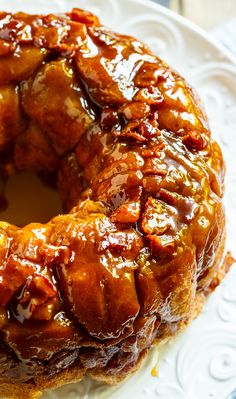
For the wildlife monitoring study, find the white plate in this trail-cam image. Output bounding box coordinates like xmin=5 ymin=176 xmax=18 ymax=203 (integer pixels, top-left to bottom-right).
xmin=2 ymin=1 xmax=236 ymax=398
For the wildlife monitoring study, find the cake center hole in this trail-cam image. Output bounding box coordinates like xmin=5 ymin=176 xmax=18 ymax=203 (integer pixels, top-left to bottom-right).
xmin=0 ymin=171 xmax=62 ymax=227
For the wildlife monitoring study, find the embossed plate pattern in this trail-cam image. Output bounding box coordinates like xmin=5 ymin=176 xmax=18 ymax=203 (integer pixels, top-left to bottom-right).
xmin=2 ymin=0 xmax=236 ymax=398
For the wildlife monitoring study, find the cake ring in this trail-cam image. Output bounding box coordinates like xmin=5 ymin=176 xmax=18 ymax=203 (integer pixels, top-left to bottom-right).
xmin=0 ymin=8 xmax=226 ymax=399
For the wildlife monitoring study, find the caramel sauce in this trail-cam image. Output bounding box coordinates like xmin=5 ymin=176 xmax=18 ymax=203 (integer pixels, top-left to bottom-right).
xmin=151 ymin=366 xmax=158 ymax=377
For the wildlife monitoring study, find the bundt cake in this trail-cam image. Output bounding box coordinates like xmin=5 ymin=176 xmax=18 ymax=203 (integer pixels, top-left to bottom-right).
xmin=0 ymin=7 xmax=227 ymax=399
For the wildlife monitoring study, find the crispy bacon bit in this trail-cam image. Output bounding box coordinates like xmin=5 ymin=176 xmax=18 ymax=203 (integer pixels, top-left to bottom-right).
xmin=135 ymin=86 xmax=163 ymax=105
xmin=115 ymin=116 xmax=160 ymax=143
xmin=143 ymin=157 xmax=167 ymax=176
xmin=101 ymin=107 xmax=119 ymax=130
xmin=0 ymin=12 xmax=8 ymax=20
xmin=138 ymin=119 xmax=159 ymax=140
xmin=39 ymin=244 xmax=71 ymax=266
xmin=111 ymin=201 xmax=141 ymax=223
xmin=0 ymin=255 xmax=36 ymax=306
xmin=34 ymin=25 xmax=69 ymax=49
xmin=147 ymin=234 xmax=177 ymax=258
xmin=0 ymin=13 xmax=87 ymax=55
xmin=15 ymin=274 xmax=58 ymax=321
xmin=98 ymin=229 xmax=142 ymax=258
xmin=120 ymin=102 xmax=150 ymax=121
xmin=66 ymin=21 xmax=87 ymax=46
xmin=70 ymin=8 xmax=100 ymax=26
xmin=142 ymin=197 xmax=176 ymax=235
xmin=142 ymin=175 xmax=162 ymax=194
xmin=134 ymin=63 xmax=162 ymax=87
xmin=182 ymin=130 xmax=207 ymax=151
xmin=140 ymin=141 xmax=165 ymax=158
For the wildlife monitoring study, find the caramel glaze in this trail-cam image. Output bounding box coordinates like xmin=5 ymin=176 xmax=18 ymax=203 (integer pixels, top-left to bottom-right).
xmin=0 ymin=8 xmax=226 ymax=386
